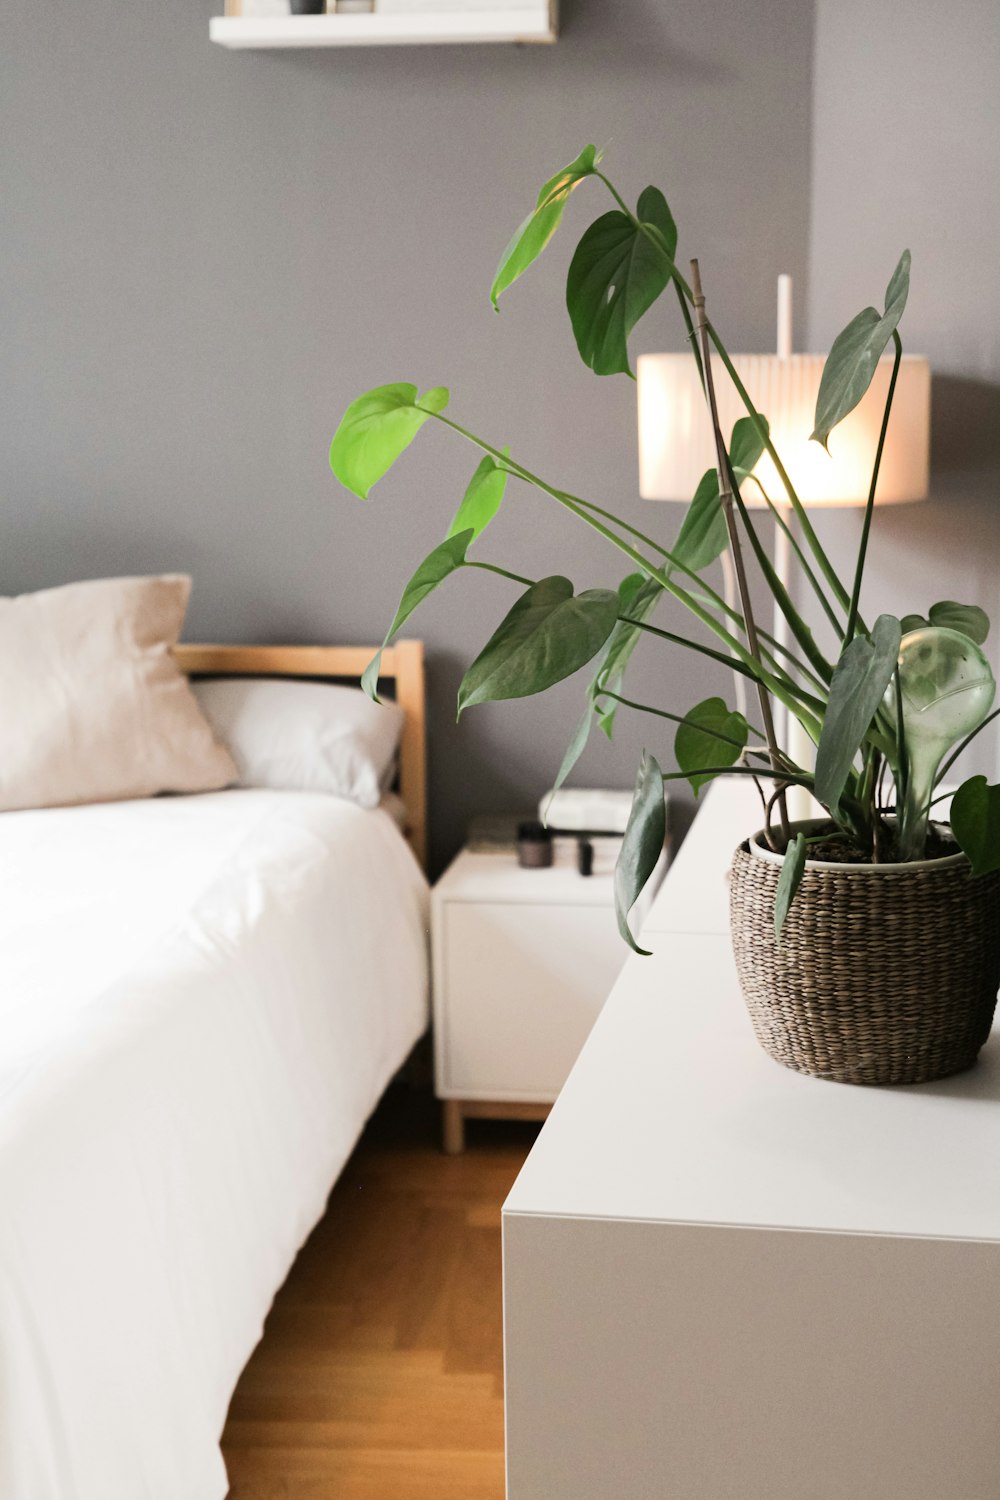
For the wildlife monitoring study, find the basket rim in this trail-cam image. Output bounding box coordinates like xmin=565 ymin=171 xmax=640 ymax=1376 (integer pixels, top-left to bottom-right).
xmin=744 ymin=818 xmax=967 ymax=875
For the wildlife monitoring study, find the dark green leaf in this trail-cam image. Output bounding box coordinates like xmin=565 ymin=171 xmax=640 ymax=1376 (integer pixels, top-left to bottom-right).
xmin=814 ymin=614 xmax=902 ymax=809
xmin=490 ymin=145 xmax=602 ymax=310
xmin=594 ymin=573 xmax=661 ymax=737
xmin=447 ymin=451 xmax=510 ymax=544
xmin=543 ymin=701 xmax=595 ymax=822
xmin=928 ymin=600 xmax=990 ymax=646
xmin=951 ymin=775 xmax=1000 ymax=876
xmin=729 ymin=414 xmax=769 ymax=477
xmin=900 ymin=614 xmax=927 ymax=635
xmin=672 ymin=469 xmax=727 ymax=573
xmin=458 ymin=576 xmax=619 ymax=713
xmin=811 ymin=250 xmax=910 ymax=450
xmin=363 ymin=530 xmax=473 ymax=701
xmin=774 ymin=832 xmax=807 ymax=940
xmin=566 ymin=187 xmax=675 ymax=377
xmin=331 ymin=382 xmax=449 ymax=499
xmin=674 ymin=696 xmax=749 ymax=794
xmin=615 ymin=751 xmax=666 ymax=955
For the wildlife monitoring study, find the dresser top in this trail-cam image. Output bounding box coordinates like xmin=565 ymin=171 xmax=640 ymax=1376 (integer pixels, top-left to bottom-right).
xmin=505 ymin=779 xmax=1000 ymax=1243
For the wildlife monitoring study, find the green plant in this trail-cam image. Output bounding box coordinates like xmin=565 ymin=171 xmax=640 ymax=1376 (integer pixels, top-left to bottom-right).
xmin=330 ymin=145 xmax=1000 ymax=948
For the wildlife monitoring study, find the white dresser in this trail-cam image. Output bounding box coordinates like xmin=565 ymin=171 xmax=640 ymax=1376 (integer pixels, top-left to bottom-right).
xmin=503 ymin=779 xmax=1000 ymax=1499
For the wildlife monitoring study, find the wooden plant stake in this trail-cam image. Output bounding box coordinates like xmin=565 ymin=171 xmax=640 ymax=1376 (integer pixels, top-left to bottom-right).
xmin=689 ymin=258 xmax=791 ymax=845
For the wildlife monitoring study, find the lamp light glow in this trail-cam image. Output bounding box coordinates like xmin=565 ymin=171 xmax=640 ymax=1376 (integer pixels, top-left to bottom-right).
xmin=637 ymin=351 xmax=930 ymax=508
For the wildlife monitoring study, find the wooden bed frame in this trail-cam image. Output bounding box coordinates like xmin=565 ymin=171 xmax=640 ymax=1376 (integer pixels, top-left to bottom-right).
xmin=174 ymin=642 xmax=427 ymax=870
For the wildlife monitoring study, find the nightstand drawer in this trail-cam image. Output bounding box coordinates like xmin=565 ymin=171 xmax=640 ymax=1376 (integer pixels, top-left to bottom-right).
xmin=439 ymin=900 xmax=624 ymax=1099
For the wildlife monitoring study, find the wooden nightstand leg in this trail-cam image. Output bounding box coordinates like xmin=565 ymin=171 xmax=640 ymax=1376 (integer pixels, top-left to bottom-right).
xmin=442 ymin=1099 xmax=465 ymax=1155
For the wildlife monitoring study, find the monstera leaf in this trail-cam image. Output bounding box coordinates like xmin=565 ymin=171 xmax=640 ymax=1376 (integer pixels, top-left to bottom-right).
xmin=951 ymin=776 xmax=1000 ymax=876
xmin=614 ymin=751 xmax=666 ymax=955
xmin=458 ymin=576 xmax=618 ymax=713
xmin=774 ymin=833 xmax=807 ymax=940
xmin=811 ymin=251 xmax=910 ymax=450
xmin=491 ymin=145 xmax=602 ymax=309
xmin=566 ymin=187 xmax=677 ymax=377
xmin=814 ymin=614 xmax=902 ymax=809
xmin=447 ymin=451 xmax=510 ymax=543
xmin=363 ymin=530 xmax=473 ymax=701
xmin=331 ymin=383 xmax=448 ymax=499
xmin=675 ymin=697 xmax=749 ymax=794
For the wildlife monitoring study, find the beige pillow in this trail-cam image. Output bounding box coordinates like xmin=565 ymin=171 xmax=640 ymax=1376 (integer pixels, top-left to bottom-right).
xmin=0 ymin=575 xmax=237 ymax=812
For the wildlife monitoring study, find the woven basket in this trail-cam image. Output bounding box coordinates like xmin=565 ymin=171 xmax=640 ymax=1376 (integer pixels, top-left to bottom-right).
xmin=729 ymin=826 xmax=1000 ymax=1086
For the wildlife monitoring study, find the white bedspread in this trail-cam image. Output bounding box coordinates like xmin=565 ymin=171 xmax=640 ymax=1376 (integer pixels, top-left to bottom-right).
xmin=0 ymin=789 xmax=429 ymax=1500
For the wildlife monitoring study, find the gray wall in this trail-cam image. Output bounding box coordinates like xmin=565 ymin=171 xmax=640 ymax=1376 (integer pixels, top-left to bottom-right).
xmin=806 ymin=0 xmax=1000 ymax=779
xmin=3 ymin=0 xmax=816 ymax=872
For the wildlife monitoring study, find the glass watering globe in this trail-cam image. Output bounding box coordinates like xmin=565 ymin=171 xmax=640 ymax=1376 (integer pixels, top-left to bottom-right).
xmin=890 ymin=626 xmax=996 ymax=860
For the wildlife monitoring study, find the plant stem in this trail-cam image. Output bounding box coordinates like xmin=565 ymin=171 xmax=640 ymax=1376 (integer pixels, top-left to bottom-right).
xmin=432 ymin=413 xmax=809 ymax=712
xmin=743 ymin=473 xmax=846 ymax=637
xmin=605 ymin=186 xmax=852 ymax=613
xmin=690 ymin=258 xmax=790 ymax=842
xmin=464 ymin=559 xmax=534 ymax=587
xmin=936 ymin=705 xmax=1000 ymax=784
xmin=844 ymin=329 xmax=902 ymax=642
xmin=594 ymin=688 xmax=764 ymax=747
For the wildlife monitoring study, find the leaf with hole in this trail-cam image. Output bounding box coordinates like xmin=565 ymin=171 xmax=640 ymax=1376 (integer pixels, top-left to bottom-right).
xmin=774 ymin=832 xmax=807 ymax=940
xmin=951 ymin=776 xmax=1000 ymax=876
xmin=811 ymin=250 xmax=910 ymax=450
xmin=614 ymin=751 xmax=665 ymax=954
xmin=566 ymin=187 xmax=677 ymax=377
xmin=446 ymin=451 xmax=510 ymax=544
xmin=363 ymin=530 xmax=473 ymax=701
xmin=458 ymin=576 xmax=619 ymax=713
xmin=490 ymin=145 xmax=603 ymax=310
xmin=331 ymin=382 xmax=449 ymax=500
xmin=814 ymin=614 xmax=902 ymax=809
xmin=675 ymin=696 xmax=749 ymax=794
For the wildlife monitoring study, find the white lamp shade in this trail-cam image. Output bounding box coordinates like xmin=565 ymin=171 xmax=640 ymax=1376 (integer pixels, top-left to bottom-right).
xmin=637 ymin=352 xmax=930 ymax=507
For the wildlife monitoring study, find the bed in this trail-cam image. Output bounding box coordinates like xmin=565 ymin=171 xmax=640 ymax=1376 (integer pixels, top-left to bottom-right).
xmin=0 ymin=642 xmax=430 ymax=1500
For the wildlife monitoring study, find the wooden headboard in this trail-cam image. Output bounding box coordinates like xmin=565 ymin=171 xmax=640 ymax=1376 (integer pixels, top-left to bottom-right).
xmin=173 ymin=641 xmax=427 ymax=870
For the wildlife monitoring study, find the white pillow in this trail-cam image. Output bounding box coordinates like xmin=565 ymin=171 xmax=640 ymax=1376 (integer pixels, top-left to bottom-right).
xmin=191 ymin=676 xmax=404 ymax=809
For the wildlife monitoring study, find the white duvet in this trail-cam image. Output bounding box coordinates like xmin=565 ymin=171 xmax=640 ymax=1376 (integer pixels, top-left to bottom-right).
xmin=0 ymin=789 xmax=429 ymax=1499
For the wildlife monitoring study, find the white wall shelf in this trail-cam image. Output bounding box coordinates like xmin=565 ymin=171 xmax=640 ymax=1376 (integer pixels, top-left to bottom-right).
xmin=210 ymin=5 xmax=557 ymax=48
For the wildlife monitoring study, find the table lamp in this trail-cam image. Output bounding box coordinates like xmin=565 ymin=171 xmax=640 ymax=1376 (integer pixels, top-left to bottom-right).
xmin=636 ymin=275 xmax=931 ymax=813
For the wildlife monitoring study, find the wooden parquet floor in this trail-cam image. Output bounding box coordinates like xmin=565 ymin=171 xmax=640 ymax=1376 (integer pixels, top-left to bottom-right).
xmin=221 ymin=1090 xmax=538 ymax=1500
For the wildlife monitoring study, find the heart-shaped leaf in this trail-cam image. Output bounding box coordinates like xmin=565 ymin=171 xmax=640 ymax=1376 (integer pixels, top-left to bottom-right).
xmin=928 ymin=600 xmax=990 ymax=646
xmin=675 ymin=696 xmax=749 ymax=794
xmin=458 ymin=576 xmax=619 ymax=713
xmin=331 ymin=383 xmax=449 ymax=499
xmin=901 ymin=613 xmax=927 ymax=635
xmin=774 ymin=832 xmax=807 ymax=940
xmin=363 ymin=530 xmax=473 ymax=701
xmin=566 ymin=186 xmax=677 ymax=377
xmin=951 ymin=775 xmax=1000 ymax=875
xmin=814 ymin=614 xmax=902 ymax=809
xmin=491 ymin=144 xmax=602 ymax=310
xmin=811 ymin=250 xmax=910 ymax=450
xmin=615 ymin=751 xmax=665 ymax=954
xmin=447 ymin=451 xmax=510 ymax=544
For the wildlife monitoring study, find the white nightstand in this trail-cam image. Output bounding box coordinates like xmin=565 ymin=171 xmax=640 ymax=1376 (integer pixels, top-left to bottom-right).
xmin=431 ymin=844 xmax=665 ymax=1152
